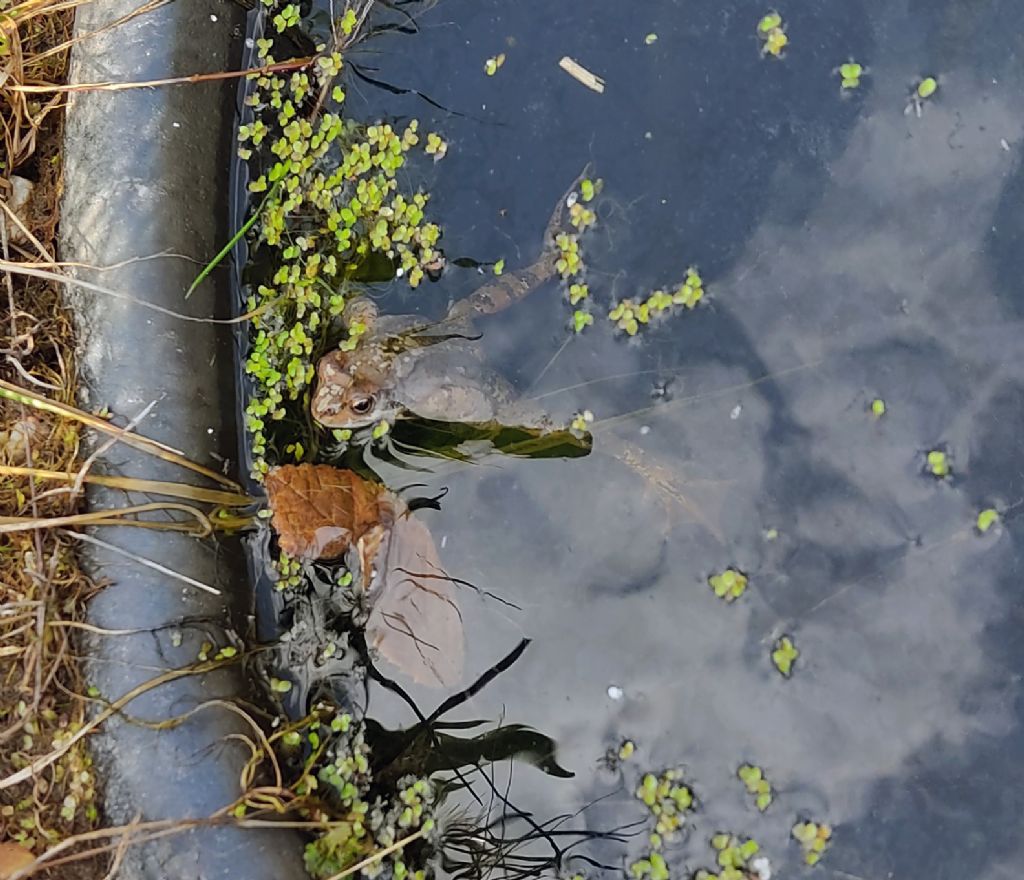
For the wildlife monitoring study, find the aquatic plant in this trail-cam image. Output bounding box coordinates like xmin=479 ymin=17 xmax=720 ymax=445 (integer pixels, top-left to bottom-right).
xmin=792 ymin=820 xmax=832 ymax=866
xmin=976 ymin=508 xmax=999 ymax=534
xmin=771 ymin=636 xmax=798 ymax=677
xmin=609 ymin=268 xmax=704 ymax=336
xmin=709 ymin=568 xmax=748 ymax=603
xmin=694 ymin=833 xmax=763 ymax=880
xmin=634 ymin=768 xmax=694 ymax=841
xmin=838 ymin=62 xmax=863 ymax=89
xmin=235 ymin=4 xmax=445 ymax=478
xmin=484 ymin=53 xmax=506 ymax=76
xmin=757 ymin=12 xmax=787 ymax=58
xmin=925 ymin=448 xmax=950 ymax=478
xmin=870 ymin=397 xmax=886 ymax=418
xmin=737 ymin=763 xmax=773 ymax=811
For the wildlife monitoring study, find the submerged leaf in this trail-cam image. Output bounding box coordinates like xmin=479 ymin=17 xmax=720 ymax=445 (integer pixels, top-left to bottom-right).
xmin=264 ymin=464 xmax=394 ymax=559
xmin=361 ymin=513 xmax=464 ymax=688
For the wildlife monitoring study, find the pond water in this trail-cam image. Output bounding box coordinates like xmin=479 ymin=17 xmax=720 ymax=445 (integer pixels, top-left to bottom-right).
xmin=256 ymin=0 xmax=1024 ymax=877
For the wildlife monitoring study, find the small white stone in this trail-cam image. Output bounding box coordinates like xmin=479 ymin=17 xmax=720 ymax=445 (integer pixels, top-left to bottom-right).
xmin=730 ymin=404 xmax=742 ymax=420
xmin=751 ymin=856 xmax=771 ymax=880
xmin=607 ymin=685 xmax=624 ymax=700
xmin=172 ymin=121 xmax=181 ymax=128
xmin=639 ymin=425 xmax=650 ymax=435
xmin=210 ymin=13 xmax=218 ymax=21
xmin=1001 ymin=138 xmax=1011 ymax=151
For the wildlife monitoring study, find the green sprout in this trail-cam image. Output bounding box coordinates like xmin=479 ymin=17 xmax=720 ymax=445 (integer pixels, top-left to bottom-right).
xmin=870 ymin=397 xmax=886 ymax=417
xmin=709 ymin=568 xmax=748 ymax=603
xmin=792 ymin=820 xmax=832 ymax=866
xmin=839 ymin=61 xmax=863 ymax=89
xmin=771 ymin=635 xmax=799 ymax=677
xmin=484 ymin=53 xmax=506 ymax=76
xmin=976 ymin=508 xmax=999 ymax=534
xmin=926 ymin=449 xmax=950 ymax=478
xmin=737 ymin=764 xmax=773 ymax=811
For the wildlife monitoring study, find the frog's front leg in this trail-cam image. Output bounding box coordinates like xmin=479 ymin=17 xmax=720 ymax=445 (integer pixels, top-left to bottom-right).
xmin=444 ymin=164 xmax=592 ymax=322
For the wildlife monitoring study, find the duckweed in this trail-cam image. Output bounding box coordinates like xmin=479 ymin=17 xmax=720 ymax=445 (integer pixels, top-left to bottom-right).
xmin=573 ymin=309 xmax=594 ymax=333
xmin=630 ymin=852 xmax=670 ymax=880
xmin=571 ymin=410 xmax=595 ymax=435
xmin=634 ymin=768 xmax=694 ymax=840
xmin=838 ymin=62 xmax=863 ymax=89
xmin=792 ymin=820 xmax=832 ymax=866
xmin=709 ymin=568 xmax=748 ymax=603
xmin=493 ymin=258 xmax=505 ymax=275
xmin=917 ymin=76 xmax=938 ymax=99
xmin=484 ymin=53 xmax=506 ymax=76
xmin=976 ymin=508 xmax=999 ymax=534
xmin=694 ymin=833 xmax=762 ymax=880
xmin=926 ymin=449 xmax=950 ymax=478
xmin=644 ymin=33 xmax=659 ymax=46
xmin=737 ymin=763 xmax=773 ymax=811
xmin=870 ymin=397 xmax=886 ymax=417
xmin=771 ymin=635 xmax=798 ymax=677
xmin=236 ymin=16 xmax=447 ymax=477
xmin=757 ymin=13 xmax=787 ymax=58
xmin=608 ymin=269 xmax=704 ymax=336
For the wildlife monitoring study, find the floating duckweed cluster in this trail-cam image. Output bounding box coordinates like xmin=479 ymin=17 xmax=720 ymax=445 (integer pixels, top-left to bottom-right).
xmin=737 ymin=764 xmax=773 ymax=812
xmin=916 ymin=76 xmax=938 ymax=99
xmin=290 ymin=710 xmax=438 ymax=880
xmin=926 ymin=448 xmax=950 ymax=478
xmin=634 ymin=768 xmax=694 ymax=841
xmin=976 ymin=507 xmax=999 ymax=534
xmin=629 ymin=851 xmax=670 ymax=880
xmin=694 ymin=833 xmax=763 ymax=880
xmin=791 ymin=820 xmax=832 ymax=866
xmin=238 ymin=4 xmax=444 ymax=476
xmin=709 ymin=568 xmax=748 ymax=603
xmin=838 ymin=62 xmax=863 ymax=89
xmin=771 ymin=636 xmax=798 ymax=678
xmin=869 ymin=397 xmax=886 ymax=418
xmin=555 ymin=231 xmax=583 ymax=278
xmin=274 ymin=549 xmax=304 ymax=590
xmin=757 ymin=12 xmax=787 ymax=57
xmin=608 ymin=268 xmax=704 ymax=336
xmin=570 ymin=409 xmax=594 ymax=436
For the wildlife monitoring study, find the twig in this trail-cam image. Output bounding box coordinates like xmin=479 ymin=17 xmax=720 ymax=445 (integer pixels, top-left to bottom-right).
xmin=325 ymin=827 xmax=428 ymax=880
xmin=7 ymin=57 xmax=314 ymax=93
xmin=59 ymin=530 xmax=220 ymax=595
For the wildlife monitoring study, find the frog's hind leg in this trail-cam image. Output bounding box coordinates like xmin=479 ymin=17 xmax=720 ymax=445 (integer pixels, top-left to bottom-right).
xmin=444 ymin=164 xmax=593 ymax=322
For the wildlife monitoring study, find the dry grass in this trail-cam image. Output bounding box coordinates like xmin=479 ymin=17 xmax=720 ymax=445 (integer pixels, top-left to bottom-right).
xmin=0 ymin=2 xmax=107 ymax=877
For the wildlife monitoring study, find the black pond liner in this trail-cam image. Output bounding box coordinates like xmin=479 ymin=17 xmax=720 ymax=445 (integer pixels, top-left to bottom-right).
xmin=60 ymin=1 xmax=306 ymax=876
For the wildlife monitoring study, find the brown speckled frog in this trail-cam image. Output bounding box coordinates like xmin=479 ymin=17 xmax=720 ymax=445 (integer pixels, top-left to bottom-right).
xmin=310 ymin=170 xmax=587 ymax=433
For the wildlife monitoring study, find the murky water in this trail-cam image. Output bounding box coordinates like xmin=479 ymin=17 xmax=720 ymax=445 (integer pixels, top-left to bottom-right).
xmin=254 ymin=0 xmax=1024 ymax=877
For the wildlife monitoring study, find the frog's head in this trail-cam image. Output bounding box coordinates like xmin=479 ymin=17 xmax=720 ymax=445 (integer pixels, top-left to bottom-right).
xmin=311 ymin=349 xmax=402 ymax=429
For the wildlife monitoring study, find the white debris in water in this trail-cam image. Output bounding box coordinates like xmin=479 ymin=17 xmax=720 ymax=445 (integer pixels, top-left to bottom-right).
xmin=210 ymin=13 xmax=218 ymax=21
xmin=730 ymin=404 xmax=742 ymax=420
xmin=751 ymin=856 xmax=771 ymax=880
xmin=607 ymin=685 xmax=624 ymax=700
xmin=440 ymin=535 xmax=448 ymax=549
xmin=1001 ymin=138 xmax=1011 ymax=151
xmin=639 ymin=425 xmax=650 ymax=435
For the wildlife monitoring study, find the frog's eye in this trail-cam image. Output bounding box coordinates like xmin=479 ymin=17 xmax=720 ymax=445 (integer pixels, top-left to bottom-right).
xmin=349 ymin=394 xmax=376 ymax=416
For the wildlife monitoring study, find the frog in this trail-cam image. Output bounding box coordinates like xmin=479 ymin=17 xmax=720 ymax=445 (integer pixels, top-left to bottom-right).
xmin=310 ymin=169 xmax=590 ymax=434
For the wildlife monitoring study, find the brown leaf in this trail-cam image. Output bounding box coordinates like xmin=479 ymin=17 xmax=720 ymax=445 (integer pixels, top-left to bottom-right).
xmin=362 ymin=513 xmax=464 ymax=688
xmin=264 ymin=464 xmax=394 ymax=560
xmin=0 ymin=843 xmax=35 ymax=879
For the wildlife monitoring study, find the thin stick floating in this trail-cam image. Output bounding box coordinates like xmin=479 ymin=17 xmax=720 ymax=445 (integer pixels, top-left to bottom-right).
xmin=558 ymin=56 xmax=605 ymax=93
